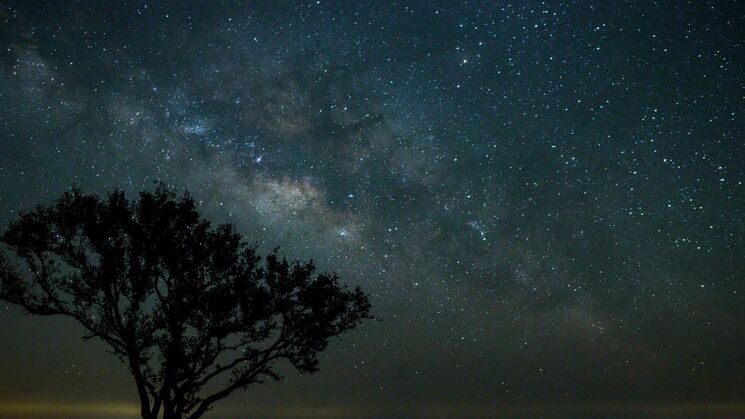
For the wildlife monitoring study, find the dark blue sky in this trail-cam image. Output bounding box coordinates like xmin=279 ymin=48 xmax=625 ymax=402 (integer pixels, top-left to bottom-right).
xmin=1 ymin=1 xmax=744 ymax=418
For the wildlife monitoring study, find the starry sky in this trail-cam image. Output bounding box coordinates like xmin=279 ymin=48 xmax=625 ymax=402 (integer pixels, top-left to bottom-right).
xmin=1 ymin=1 xmax=744 ymax=418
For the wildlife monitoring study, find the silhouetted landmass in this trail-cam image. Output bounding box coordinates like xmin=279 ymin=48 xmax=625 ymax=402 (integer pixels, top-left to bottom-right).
xmin=0 ymin=184 xmax=372 ymax=419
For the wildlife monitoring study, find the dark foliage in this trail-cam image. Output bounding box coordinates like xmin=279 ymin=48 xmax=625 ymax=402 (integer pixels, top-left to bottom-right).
xmin=0 ymin=184 xmax=372 ymax=419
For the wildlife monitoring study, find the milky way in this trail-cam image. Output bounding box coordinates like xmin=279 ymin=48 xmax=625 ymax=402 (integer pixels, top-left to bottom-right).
xmin=1 ymin=1 xmax=744 ymax=418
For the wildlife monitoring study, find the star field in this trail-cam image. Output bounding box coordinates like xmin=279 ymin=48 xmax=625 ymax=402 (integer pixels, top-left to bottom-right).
xmin=1 ymin=1 xmax=744 ymax=418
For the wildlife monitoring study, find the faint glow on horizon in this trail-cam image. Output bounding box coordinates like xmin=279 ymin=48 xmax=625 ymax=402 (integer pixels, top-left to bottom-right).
xmin=0 ymin=401 xmax=138 ymax=417
xmin=1 ymin=401 xmax=744 ymax=418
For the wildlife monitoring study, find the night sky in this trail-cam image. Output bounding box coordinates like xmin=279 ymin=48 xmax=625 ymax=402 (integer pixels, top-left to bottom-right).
xmin=1 ymin=1 xmax=744 ymax=418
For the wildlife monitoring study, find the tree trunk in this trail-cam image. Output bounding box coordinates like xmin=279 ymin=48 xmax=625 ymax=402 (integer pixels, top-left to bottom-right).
xmin=163 ymin=406 xmax=178 ymax=419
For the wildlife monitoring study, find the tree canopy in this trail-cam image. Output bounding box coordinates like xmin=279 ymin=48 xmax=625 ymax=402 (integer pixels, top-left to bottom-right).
xmin=0 ymin=184 xmax=372 ymax=419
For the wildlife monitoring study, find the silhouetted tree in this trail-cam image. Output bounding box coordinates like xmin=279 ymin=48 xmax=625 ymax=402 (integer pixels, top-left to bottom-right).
xmin=0 ymin=184 xmax=372 ymax=419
